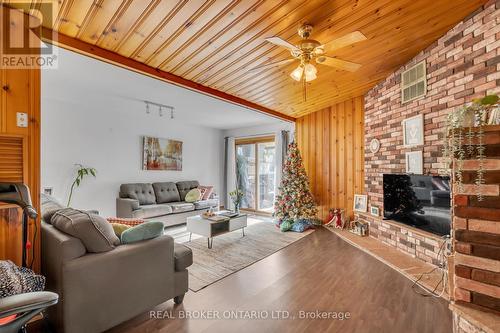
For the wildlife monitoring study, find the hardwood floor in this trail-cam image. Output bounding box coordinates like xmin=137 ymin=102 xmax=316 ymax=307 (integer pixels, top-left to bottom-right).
xmin=106 ymin=228 xmax=451 ymax=333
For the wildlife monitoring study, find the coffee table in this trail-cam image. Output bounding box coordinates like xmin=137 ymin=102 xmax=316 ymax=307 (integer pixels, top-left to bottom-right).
xmin=186 ymin=213 xmax=247 ymax=249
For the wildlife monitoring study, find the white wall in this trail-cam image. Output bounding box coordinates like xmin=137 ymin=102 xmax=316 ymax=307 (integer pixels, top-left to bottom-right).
xmin=42 ymin=96 xmax=224 ymax=217
xmin=223 ymin=121 xmax=294 ymax=139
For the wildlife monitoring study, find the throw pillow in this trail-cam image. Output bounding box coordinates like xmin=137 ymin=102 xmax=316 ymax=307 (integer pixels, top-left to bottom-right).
xmin=199 ymin=187 xmax=208 ymax=200
xmin=185 ymin=188 xmax=202 ymax=202
xmin=198 ymin=185 xmax=213 ymax=200
xmin=111 ymin=223 xmax=130 ymax=237
xmin=51 ymin=208 xmax=120 ymax=253
xmin=106 ymin=217 xmax=145 ymax=227
xmin=120 ymin=221 xmax=164 ymax=244
xmin=40 ymin=193 xmax=65 ymax=223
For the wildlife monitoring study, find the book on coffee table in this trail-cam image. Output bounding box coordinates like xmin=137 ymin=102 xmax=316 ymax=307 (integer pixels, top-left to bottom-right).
xmin=207 ymin=215 xmax=230 ymax=222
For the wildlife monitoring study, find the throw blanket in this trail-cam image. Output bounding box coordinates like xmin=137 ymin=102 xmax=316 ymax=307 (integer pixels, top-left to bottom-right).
xmin=0 ymin=260 xmax=45 ymax=298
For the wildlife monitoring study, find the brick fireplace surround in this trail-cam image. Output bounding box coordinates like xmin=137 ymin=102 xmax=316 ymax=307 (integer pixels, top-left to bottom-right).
xmin=355 ymin=1 xmax=499 ymax=332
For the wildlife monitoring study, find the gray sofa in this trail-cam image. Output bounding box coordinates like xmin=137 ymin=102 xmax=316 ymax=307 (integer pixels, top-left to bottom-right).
xmin=116 ymin=181 xmax=218 ymax=227
xmin=41 ymin=195 xmax=192 ymax=333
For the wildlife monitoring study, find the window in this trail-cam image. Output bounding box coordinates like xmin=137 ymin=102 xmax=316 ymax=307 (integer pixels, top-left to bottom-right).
xmin=235 ymin=136 xmax=276 ymax=214
xmin=401 ymin=61 xmax=426 ymax=104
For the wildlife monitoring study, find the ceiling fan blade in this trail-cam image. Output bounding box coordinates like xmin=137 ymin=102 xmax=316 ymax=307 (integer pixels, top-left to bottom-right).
xmin=265 ymin=36 xmax=299 ymax=51
xmin=320 ymin=31 xmax=367 ymax=53
xmin=316 ymin=56 xmax=361 ymax=72
xmin=249 ymin=58 xmax=295 ymax=72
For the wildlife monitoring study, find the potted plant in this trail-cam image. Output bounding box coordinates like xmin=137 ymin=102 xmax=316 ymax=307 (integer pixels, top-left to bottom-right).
xmin=67 ymin=164 xmax=97 ymax=206
xmin=229 ymin=188 xmax=244 ymax=213
xmin=442 ymin=94 xmax=499 ymax=200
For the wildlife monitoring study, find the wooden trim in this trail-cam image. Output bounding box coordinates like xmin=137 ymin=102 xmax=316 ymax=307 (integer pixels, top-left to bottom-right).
xmin=235 ymin=135 xmax=275 ymax=145
xmin=41 ymin=28 xmax=295 ymax=123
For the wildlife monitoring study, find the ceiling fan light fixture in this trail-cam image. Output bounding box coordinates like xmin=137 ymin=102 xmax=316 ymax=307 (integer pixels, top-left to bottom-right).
xmin=304 ymin=63 xmax=317 ymax=75
xmin=305 ymin=71 xmax=317 ymax=82
xmin=290 ymin=65 xmax=304 ymax=81
xmin=304 ymin=63 xmax=317 ymax=82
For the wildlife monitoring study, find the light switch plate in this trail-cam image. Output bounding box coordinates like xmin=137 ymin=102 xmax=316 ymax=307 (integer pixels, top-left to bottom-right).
xmin=16 ymin=112 xmax=28 ymax=128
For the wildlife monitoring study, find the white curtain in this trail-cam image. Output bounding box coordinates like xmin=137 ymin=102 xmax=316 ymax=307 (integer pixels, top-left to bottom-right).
xmin=225 ymin=137 xmax=236 ymax=210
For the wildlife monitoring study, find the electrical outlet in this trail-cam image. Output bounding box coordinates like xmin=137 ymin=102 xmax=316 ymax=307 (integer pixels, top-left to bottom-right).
xmin=16 ymin=112 xmax=28 ymax=128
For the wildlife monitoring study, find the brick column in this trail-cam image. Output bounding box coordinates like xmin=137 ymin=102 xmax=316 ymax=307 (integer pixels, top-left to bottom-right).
xmin=452 ymin=125 xmax=500 ymax=314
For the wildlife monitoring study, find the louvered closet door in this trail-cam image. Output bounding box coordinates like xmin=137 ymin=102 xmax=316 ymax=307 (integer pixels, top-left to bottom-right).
xmin=0 ymin=135 xmax=27 ymax=265
xmin=0 ymin=135 xmax=27 ymax=182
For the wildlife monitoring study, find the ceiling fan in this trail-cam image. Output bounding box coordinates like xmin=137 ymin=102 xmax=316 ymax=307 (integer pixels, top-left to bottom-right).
xmin=252 ymin=24 xmax=367 ymax=85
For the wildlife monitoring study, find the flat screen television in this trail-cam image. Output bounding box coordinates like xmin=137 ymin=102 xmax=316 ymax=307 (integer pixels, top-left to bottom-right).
xmin=383 ymin=174 xmax=451 ymax=236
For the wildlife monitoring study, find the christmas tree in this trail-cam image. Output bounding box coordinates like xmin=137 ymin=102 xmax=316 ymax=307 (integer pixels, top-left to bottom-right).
xmin=274 ymin=142 xmax=318 ymax=220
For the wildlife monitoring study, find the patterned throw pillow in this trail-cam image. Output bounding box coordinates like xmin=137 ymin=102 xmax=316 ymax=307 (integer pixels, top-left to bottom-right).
xmin=107 ymin=217 xmax=145 ymax=227
xmin=199 ymin=188 xmax=208 ymax=199
xmin=185 ymin=188 xmax=202 ymax=202
xmin=198 ymin=185 xmax=214 ymax=200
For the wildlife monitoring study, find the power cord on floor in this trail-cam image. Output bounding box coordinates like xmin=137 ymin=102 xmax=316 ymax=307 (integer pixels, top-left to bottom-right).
xmin=411 ymin=235 xmax=451 ymax=298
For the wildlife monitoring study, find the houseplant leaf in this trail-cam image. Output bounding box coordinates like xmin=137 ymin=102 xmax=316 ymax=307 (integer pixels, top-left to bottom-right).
xmin=480 ymin=94 xmax=499 ymax=105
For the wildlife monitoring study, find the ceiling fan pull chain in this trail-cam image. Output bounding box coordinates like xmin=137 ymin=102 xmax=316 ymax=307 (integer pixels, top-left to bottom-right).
xmin=303 ymin=76 xmax=307 ymax=102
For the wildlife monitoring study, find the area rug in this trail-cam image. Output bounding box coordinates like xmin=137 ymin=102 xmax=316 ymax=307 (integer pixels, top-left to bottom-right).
xmin=182 ymin=221 xmax=313 ymax=291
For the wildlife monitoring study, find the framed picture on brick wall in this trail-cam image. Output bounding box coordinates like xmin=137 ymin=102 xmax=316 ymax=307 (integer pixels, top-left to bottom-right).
xmin=406 ymin=151 xmax=423 ymax=174
xmin=354 ymin=194 xmax=368 ymax=212
xmin=370 ymin=206 xmax=379 ymax=216
xmin=402 ymin=114 xmax=424 ymax=147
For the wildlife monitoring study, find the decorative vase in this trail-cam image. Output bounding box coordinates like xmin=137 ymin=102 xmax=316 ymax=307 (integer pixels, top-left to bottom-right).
xmin=233 ymin=203 xmax=240 ymax=214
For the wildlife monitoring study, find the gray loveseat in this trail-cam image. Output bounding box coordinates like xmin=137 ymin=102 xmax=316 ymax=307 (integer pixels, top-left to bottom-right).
xmin=41 ymin=194 xmax=193 ymax=333
xmin=116 ymin=181 xmax=218 ymax=227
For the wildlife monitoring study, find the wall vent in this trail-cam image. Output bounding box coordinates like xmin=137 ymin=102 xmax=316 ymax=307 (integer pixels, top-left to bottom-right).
xmin=401 ymin=61 xmax=427 ymax=104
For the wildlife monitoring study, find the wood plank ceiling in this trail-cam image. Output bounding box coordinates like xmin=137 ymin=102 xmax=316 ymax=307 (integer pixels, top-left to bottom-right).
xmin=22 ymin=0 xmax=487 ymax=118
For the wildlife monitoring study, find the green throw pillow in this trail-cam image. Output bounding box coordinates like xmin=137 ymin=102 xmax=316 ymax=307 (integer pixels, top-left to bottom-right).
xmin=185 ymin=188 xmax=202 ymax=202
xmin=111 ymin=223 xmax=130 ymax=237
xmin=120 ymin=221 xmax=164 ymax=244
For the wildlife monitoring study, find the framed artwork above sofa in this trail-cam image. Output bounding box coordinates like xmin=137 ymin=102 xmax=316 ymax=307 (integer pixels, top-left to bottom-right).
xmin=142 ymin=136 xmax=183 ymax=171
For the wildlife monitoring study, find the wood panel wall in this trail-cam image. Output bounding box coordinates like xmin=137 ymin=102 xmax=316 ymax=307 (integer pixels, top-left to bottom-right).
xmin=296 ymin=96 xmax=364 ymax=220
xmin=0 ymin=6 xmax=41 ymax=270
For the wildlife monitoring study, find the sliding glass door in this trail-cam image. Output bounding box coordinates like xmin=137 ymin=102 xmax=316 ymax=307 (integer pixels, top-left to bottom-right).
xmin=236 ymin=137 xmax=276 ymax=214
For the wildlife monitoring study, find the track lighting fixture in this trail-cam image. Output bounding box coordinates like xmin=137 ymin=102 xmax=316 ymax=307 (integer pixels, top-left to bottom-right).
xmin=144 ymin=101 xmax=175 ymax=119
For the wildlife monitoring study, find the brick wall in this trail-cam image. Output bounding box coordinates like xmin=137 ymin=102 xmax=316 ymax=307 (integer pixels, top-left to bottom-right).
xmin=452 ymin=311 xmax=487 ymax=333
xmin=359 ymin=1 xmax=500 ymax=265
xmin=453 ymin=126 xmax=500 ymax=315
